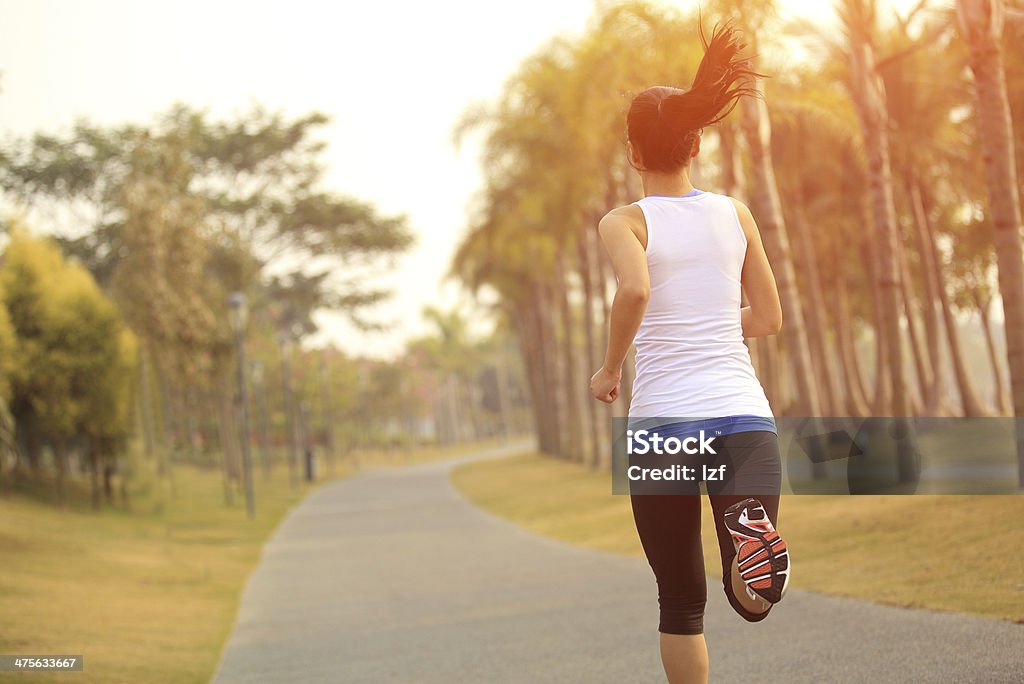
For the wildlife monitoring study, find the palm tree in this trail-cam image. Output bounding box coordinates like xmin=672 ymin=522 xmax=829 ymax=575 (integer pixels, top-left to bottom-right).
xmin=739 ymin=95 xmax=823 ymax=418
xmin=710 ymin=0 xmax=824 ymax=420
xmin=877 ymin=7 xmax=989 ymax=416
xmin=839 ymin=0 xmax=912 ymax=422
xmin=452 ymin=2 xmax=709 ymax=463
xmin=957 ymin=0 xmax=1024 ymax=485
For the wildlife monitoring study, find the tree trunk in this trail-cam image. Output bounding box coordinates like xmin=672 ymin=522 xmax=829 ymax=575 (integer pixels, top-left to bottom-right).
xmin=921 ymin=194 xmax=989 ymax=416
xmin=25 ymin=428 xmax=42 ymax=473
xmin=974 ymin=290 xmax=1012 ymax=414
xmin=138 ymin=345 xmax=155 ymax=463
xmin=519 ymin=289 xmax=560 ymax=457
xmin=55 ymin=440 xmax=68 ymax=509
xmin=791 ymin=197 xmax=841 ymax=414
xmin=279 ymin=347 xmax=299 ymax=487
xmin=555 ymin=245 xmax=583 ymax=461
xmin=899 ymin=238 xmax=929 ymax=413
xmin=740 ymin=96 xmax=822 ymax=420
xmin=577 ymin=226 xmax=602 ymax=467
xmin=832 ymin=248 xmax=871 ymax=415
xmin=156 ymin=363 xmax=176 ymax=454
xmin=719 ymin=124 xmax=745 ymax=197
xmin=212 ymin=391 xmax=235 ymax=506
xmin=846 ymin=18 xmax=910 ymax=427
xmin=103 ymin=461 xmax=115 ymax=505
xmin=184 ymin=386 xmax=202 ymax=463
xmin=757 ymin=336 xmax=785 ymax=412
xmin=909 ymin=180 xmax=951 ymax=413
xmin=319 ymin=354 xmax=335 ymax=475
xmin=594 ymin=227 xmax=630 ymax=442
xmin=592 ymin=220 xmax=618 ymax=468
xmin=538 ymin=283 xmax=566 ymax=457
xmin=89 ymin=449 xmax=101 ymax=511
xmin=958 ymin=0 xmax=1024 ymax=485
xmin=495 ymin=342 xmax=515 ymax=441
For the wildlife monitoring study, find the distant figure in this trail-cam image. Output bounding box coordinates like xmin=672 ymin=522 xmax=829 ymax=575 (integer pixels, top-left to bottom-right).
xmin=589 ymin=23 xmax=789 ymax=684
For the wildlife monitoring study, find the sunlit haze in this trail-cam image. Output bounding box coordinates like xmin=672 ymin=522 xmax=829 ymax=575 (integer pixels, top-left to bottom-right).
xmin=0 ymin=0 xmax=929 ymax=357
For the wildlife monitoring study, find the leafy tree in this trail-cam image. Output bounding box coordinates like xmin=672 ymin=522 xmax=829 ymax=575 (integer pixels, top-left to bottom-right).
xmin=0 ymin=277 xmax=14 ymax=402
xmin=0 ymin=275 xmax=16 ymax=469
xmin=0 ymin=106 xmax=412 ymax=329
xmin=0 ymin=228 xmax=134 ymax=505
xmin=0 ymin=105 xmax=412 ymax=478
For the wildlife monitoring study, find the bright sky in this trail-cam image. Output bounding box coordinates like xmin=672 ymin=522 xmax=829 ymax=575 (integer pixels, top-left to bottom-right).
xmin=0 ymin=0 xmax=925 ymax=358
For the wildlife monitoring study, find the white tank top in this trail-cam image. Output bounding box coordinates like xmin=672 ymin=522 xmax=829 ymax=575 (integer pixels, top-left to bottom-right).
xmin=627 ymin=191 xmax=773 ymax=420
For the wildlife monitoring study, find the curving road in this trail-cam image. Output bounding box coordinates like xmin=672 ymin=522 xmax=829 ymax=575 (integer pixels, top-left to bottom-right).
xmin=213 ymin=442 xmax=1024 ymax=683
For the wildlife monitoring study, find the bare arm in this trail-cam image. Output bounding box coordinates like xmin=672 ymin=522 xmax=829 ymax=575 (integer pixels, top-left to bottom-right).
xmin=732 ymin=198 xmax=783 ymax=337
xmin=590 ymin=206 xmax=650 ymax=403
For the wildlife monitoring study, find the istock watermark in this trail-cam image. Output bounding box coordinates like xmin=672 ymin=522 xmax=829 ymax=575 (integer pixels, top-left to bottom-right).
xmin=626 ymin=428 xmax=718 ymax=455
xmin=625 ymin=428 xmax=727 ymax=484
xmin=612 ymin=416 xmax=1024 ymax=495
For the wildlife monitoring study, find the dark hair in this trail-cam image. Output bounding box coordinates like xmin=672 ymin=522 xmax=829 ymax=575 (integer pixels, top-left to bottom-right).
xmin=626 ymin=22 xmax=761 ymax=173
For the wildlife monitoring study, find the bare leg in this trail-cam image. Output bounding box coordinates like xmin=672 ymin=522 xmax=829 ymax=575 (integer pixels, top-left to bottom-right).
xmin=659 ymin=633 xmax=709 ymax=684
xmin=729 ymin=556 xmax=771 ymax=615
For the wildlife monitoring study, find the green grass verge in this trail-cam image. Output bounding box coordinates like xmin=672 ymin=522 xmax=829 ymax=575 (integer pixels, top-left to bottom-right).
xmin=451 ymin=452 xmax=1024 ymax=623
xmin=0 ymin=459 xmax=339 ymax=684
xmin=0 ymin=438 xmax=503 ymax=684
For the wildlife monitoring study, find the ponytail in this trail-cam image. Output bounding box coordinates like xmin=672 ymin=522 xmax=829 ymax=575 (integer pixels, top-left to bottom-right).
xmin=627 ymin=22 xmax=762 ymax=172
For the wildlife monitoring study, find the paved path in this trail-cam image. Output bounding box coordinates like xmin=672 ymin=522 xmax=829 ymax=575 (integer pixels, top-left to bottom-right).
xmin=213 ymin=442 xmax=1024 ymax=683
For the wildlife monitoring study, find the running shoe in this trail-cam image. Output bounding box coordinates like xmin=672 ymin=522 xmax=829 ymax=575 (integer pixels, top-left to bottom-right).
xmin=723 ymin=497 xmax=790 ymax=604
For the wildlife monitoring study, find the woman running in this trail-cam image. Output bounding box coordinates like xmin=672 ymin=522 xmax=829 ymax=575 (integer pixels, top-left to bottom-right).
xmin=589 ymin=24 xmax=790 ymax=684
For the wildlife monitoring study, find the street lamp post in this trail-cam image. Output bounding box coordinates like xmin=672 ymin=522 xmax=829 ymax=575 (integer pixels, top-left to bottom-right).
xmin=228 ymin=293 xmax=256 ymax=520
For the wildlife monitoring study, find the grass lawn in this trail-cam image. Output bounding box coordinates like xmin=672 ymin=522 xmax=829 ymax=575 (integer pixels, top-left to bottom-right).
xmin=452 ymin=452 xmax=1024 ymax=623
xmin=0 ymin=458 xmax=334 ymax=684
xmin=0 ymin=437 xmax=509 ymax=684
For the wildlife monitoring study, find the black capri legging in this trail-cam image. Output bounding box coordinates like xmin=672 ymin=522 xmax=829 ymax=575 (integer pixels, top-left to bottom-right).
xmin=629 ymin=430 xmax=782 ymax=635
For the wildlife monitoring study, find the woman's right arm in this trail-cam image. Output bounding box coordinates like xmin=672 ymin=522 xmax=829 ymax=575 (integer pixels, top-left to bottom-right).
xmin=731 ymin=198 xmax=783 ymax=337
xmin=589 ymin=205 xmax=650 ymax=404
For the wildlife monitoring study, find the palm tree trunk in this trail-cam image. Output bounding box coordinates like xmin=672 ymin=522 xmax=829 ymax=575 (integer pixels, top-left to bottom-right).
xmin=791 ymin=198 xmax=841 ymax=414
xmin=863 ymin=107 xmax=908 ymax=418
xmin=973 ymin=290 xmax=1012 ymax=415
xmin=833 ymin=250 xmax=871 ymax=415
xmin=861 ymin=233 xmax=890 ymax=413
xmin=596 ymin=222 xmax=633 ymax=423
xmin=719 ymin=124 xmax=745 ymax=197
xmin=555 ymin=245 xmax=583 ymax=461
xmin=740 ymin=95 xmax=822 ymax=419
xmin=757 ymin=336 xmax=785 ymax=412
xmin=899 ymin=243 xmax=927 ymax=413
xmin=958 ymin=0 xmax=1024 ymax=485
xmin=592 ymin=220 xmax=617 ymax=468
xmin=530 ymin=285 xmax=563 ymax=456
xmin=577 ymin=226 xmax=602 ymax=466
xmin=844 ymin=3 xmax=909 ymax=427
xmin=920 ymin=190 xmax=989 ymax=416
xmin=495 ymin=343 xmax=515 ymax=440
xmin=909 ymin=180 xmax=951 ymax=413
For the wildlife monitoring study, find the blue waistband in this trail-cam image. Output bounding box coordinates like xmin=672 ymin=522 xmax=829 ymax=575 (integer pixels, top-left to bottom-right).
xmin=630 ymin=415 xmax=777 ymax=439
